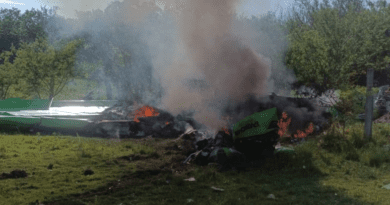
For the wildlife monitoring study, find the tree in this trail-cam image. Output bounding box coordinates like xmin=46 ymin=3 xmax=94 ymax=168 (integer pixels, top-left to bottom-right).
xmin=278 ymin=0 xmax=369 ymax=32
xmin=284 ymin=6 xmax=365 ymax=97
xmin=344 ymin=2 xmax=390 ymax=79
xmin=0 ymin=6 xmax=58 ymax=64
xmin=0 ymin=8 xmax=25 ymax=63
xmin=62 ymin=1 xmax=162 ymax=102
xmin=281 ymin=0 xmax=390 ymax=140
xmin=283 ymin=0 xmax=390 ymax=93
xmin=18 ymin=6 xmax=57 ymax=45
xmin=0 ymin=44 xmax=26 ymax=99
xmin=341 ymin=2 xmax=390 ymax=140
xmin=13 ymin=37 xmax=84 ymax=101
xmin=278 ymin=0 xmax=377 ymax=96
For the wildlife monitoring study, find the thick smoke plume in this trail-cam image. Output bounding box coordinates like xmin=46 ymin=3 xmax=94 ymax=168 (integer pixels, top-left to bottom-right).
xmin=43 ymin=0 xmax=331 ymax=135
xmin=160 ymin=0 xmax=273 ymax=131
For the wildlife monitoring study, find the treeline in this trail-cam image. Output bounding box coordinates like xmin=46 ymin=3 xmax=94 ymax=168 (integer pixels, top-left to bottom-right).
xmin=279 ymin=0 xmax=390 ymax=97
xmin=0 ymin=7 xmax=85 ymax=100
xmin=0 ymin=0 xmax=389 ymax=103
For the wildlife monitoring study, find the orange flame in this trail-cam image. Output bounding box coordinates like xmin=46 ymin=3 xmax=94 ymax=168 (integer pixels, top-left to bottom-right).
xmin=220 ymin=116 xmax=232 ymax=135
xmin=277 ymin=111 xmax=314 ymax=139
xmin=277 ymin=112 xmax=291 ymax=138
xmin=133 ymin=105 xmax=160 ymax=122
xmin=221 ymin=126 xmax=230 ymax=135
xmin=295 ymin=123 xmax=314 ymax=139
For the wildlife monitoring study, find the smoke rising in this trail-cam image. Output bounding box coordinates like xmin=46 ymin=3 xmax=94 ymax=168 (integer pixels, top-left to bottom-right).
xmin=160 ymin=0 xmax=277 ymax=131
xmin=43 ymin=0 xmax=327 ymax=134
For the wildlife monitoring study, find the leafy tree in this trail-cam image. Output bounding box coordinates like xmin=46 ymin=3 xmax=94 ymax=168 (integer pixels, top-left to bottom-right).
xmin=13 ymin=37 xmax=84 ymax=101
xmin=282 ymin=0 xmax=390 ymax=97
xmin=0 ymin=45 xmax=26 ymax=99
xmin=278 ymin=0 xmax=379 ymax=96
xmin=61 ymin=1 xmax=162 ymax=102
xmin=344 ymin=2 xmax=390 ymax=88
xmin=57 ymin=11 xmax=116 ymax=100
xmin=278 ymin=0 xmax=369 ymax=32
xmin=18 ymin=7 xmax=56 ymax=45
xmin=286 ymin=29 xmax=333 ymax=94
xmin=285 ymin=6 xmax=361 ymax=97
xmin=0 ymin=8 xmax=25 ymax=63
xmin=280 ymin=0 xmax=390 ymax=140
xmin=0 ymin=6 xmax=57 ymax=64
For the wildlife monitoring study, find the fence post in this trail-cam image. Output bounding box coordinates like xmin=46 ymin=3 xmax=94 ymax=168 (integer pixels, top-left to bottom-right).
xmin=364 ymin=67 xmax=374 ymax=140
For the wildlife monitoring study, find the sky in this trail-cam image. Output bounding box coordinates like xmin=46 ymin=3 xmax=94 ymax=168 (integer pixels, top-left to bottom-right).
xmin=0 ymin=0 xmax=355 ymax=20
xmin=0 ymin=0 xmax=389 ymax=20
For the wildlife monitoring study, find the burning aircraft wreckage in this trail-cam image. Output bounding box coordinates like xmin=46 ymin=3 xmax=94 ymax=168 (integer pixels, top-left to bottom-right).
xmin=0 ymin=0 xmax=336 ymax=171
xmin=0 ymin=0 xmax=339 ymax=172
xmin=0 ymin=93 xmax=333 ymax=171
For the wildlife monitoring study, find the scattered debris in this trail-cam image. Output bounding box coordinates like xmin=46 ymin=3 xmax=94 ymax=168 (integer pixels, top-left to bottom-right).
xmin=359 ymin=85 xmax=390 ymax=121
xmin=89 ymin=101 xmax=194 ymax=139
xmin=267 ymin=194 xmax=276 ymax=200
xmin=384 ymin=184 xmax=390 ymax=190
xmin=382 ymin=180 xmax=390 ymax=190
xmin=94 ymin=104 xmax=296 ymax=172
xmin=184 ymin=177 xmax=196 ymax=182
xmin=210 ymin=186 xmax=224 ymax=192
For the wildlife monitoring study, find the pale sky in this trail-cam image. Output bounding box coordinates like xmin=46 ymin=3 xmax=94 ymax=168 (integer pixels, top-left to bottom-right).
xmin=0 ymin=0 xmax=355 ymax=20
xmin=0 ymin=0 xmax=390 ymax=18
xmin=0 ymin=0 xmax=388 ymax=19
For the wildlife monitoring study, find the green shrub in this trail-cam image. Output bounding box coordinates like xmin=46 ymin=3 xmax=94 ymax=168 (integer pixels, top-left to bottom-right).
xmin=320 ymin=127 xmax=359 ymax=154
xmin=320 ymin=133 xmax=346 ymax=153
xmin=335 ymin=85 xmax=379 ymax=120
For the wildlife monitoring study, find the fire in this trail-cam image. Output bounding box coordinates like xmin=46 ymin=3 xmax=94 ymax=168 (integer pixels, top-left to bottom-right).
xmin=133 ymin=105 xmax=160 ymax=123
xmin=277 ymin=111 xmax=314 ymax=139
xmin=277 ymin=112 xmax=291 ymax=138
xmin=221 ymin=116 xmax=232 ymax=135
xmin=221 ymin=126 xmax=230 ymax=135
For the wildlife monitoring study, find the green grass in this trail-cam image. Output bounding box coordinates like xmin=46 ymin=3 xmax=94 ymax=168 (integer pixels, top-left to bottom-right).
xmin=0 ymin=117 xmax=390 ymax=205
xmin=2 ymin=81 xmax=390 ymax=204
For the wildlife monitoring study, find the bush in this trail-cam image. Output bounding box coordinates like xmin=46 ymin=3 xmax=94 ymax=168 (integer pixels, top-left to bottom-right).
xmin=334 ymin=85 xmax=380 ymax=120
xmin=320 ymin=126 xmax=358 ymax=154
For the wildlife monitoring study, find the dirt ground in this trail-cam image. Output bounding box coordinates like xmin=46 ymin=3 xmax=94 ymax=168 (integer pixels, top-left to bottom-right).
xmin=374 ymin=112 xmax=390 ymax=124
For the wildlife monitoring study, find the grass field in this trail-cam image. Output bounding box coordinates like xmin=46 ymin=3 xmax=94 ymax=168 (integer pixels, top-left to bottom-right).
xmin=0 ymin=118 xmax=390 ymax=205
xmin=1 ymin=80 xmax=390 ymax=204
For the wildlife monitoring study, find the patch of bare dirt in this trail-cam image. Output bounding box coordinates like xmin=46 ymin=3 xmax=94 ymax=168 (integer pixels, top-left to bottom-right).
xmin=374 ymin=112 xmax=390 ymax=124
